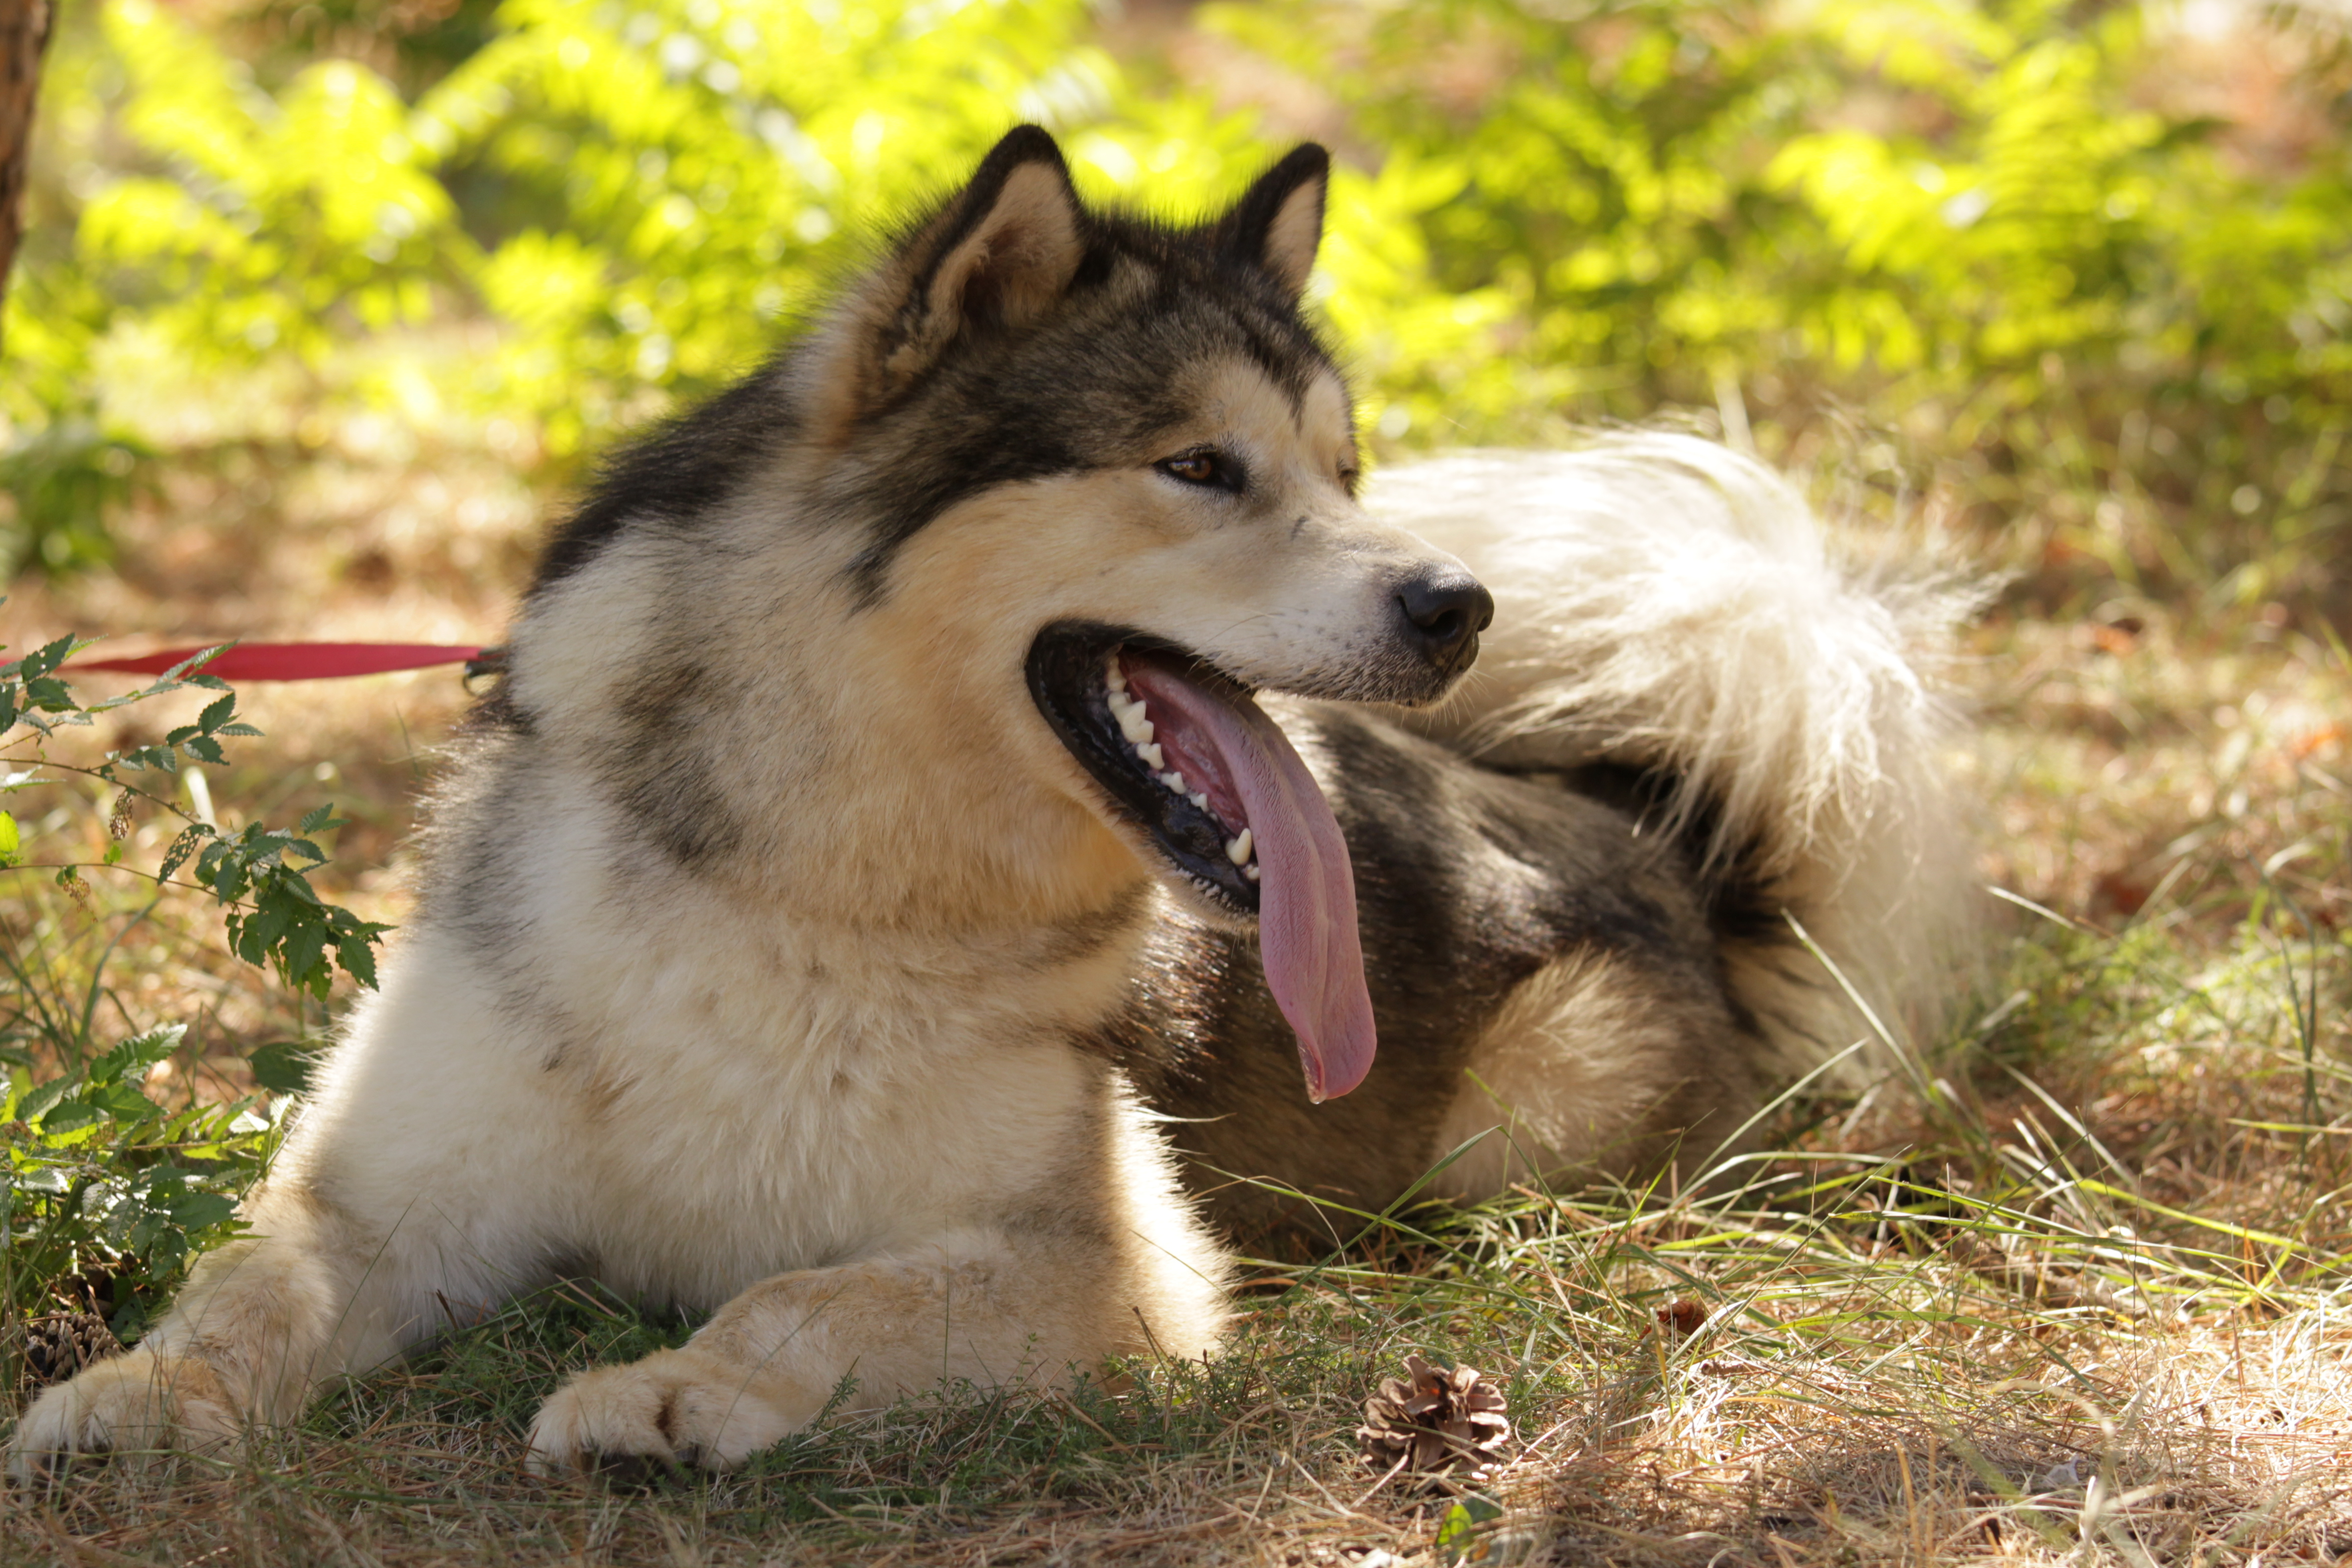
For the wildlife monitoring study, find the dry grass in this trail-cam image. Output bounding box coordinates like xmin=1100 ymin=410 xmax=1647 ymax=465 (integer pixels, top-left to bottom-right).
xmin=3 ymin=412 xmax=2351 ymax=1565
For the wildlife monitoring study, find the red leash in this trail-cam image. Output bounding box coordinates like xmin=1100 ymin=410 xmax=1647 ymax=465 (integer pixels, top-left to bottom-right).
xmin=69 ymin=643 xmax=502 ymax=682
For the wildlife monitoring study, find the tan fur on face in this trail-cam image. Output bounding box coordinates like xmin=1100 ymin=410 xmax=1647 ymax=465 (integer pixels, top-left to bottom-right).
xmin=857 ymin=356 xmax=1464 ymax=887
xmin=510 ymin=352 xmax=1461 ymax=933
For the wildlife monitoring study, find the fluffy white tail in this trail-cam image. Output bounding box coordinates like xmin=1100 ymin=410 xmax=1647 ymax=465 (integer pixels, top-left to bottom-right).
xmin=1369 ymin=437 xmax=1983 ymax=1078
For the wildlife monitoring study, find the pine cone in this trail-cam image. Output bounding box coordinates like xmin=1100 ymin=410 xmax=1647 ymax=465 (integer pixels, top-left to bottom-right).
xmin=22 ymin=1311 xmax=123 ymax=1389
xmin=1357 ymin=1353 xmax=1512 ymax=1478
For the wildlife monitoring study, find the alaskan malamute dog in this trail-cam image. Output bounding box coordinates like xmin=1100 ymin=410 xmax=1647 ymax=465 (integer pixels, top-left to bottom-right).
xmin=11 ymin=127 xmax=1969 ymax=1479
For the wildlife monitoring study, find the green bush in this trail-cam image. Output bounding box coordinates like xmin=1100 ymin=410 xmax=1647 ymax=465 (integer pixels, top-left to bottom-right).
xmin=0 ymin=637 xmax=385 ymax=1369
xmin=1219 ymin=0 xmax=2352 ymax=602
xmin=3 ymin=1021 xmax=275 ymax=1360
xmin=3 ymin=0 xmax=2346 ymax=601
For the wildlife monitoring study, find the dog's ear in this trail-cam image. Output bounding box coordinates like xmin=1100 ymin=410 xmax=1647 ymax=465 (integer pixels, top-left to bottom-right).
xmin=820 ymin=126 xmax=1085 ymax=421
xmin=1216 ymin=145 xmax=1330 ymax=305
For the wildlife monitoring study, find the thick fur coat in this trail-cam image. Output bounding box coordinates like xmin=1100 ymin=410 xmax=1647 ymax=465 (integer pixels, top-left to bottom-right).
xmin=10 ymin=127 xmax=1972 ymax=1481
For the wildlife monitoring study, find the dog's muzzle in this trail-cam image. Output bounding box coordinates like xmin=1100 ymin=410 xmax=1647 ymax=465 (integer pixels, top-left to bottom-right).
xmin=1394 ymin=570 xmax=1494 ymax=685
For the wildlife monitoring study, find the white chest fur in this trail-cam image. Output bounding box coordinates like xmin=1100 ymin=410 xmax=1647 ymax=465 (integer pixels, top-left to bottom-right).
xmin=284 ymin=859 xmax=1128 ymax=1316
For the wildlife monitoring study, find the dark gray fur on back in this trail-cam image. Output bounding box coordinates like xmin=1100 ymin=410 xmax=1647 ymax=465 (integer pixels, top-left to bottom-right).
xmin=1119 ymin=704 xmax=1763 ymax=1245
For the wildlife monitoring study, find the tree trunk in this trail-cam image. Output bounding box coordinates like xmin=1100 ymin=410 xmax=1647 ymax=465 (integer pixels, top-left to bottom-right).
xmin=0 ymin=0 xmax=57 ymax=357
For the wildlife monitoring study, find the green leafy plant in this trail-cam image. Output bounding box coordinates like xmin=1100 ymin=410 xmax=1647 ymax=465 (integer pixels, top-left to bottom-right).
xmin=1213 ymin=0 xmax=2352 ymax=602
xmin=0 ymin=415 xmax=151 ymax=577
xmin=0 ymin=633 xmax=387 ymax=1368
xmin=0 ymin=635 xmax=390 ymax=998
xmin=6 ymin=0 xmax=2348 ymax=597
xmin=3 ymin=1021 xmax=275 ymax=1355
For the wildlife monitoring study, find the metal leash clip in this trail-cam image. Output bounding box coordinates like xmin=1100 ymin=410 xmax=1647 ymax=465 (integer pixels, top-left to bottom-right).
xmin=461 ymin=645 xmax=509 ymax=693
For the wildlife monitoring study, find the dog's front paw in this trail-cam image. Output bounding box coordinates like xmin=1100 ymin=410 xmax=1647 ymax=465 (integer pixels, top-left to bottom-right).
xmin=6 ymin=1349 xmax=241 ymax=1485
xmin=526 ymin=1348 xmax=804 ymax=1479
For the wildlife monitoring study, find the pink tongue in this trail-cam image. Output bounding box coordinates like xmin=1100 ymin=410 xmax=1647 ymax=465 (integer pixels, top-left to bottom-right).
xmin=1122 ymin=668 xmax=1376 ymax=1101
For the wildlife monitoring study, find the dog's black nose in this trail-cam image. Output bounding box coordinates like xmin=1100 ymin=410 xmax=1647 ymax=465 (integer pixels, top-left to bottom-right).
xmin=1396 ymin=572 xmax=1494 ymax=669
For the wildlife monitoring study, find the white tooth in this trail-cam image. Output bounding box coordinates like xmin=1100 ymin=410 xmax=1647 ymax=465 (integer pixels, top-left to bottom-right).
xmin=1119 ymin=708 xmax=1153 ymax=744
xmin=1226 ymin=828 xmax=1253 ymax=865
xmin=1188 ymin=791 xmax=1208 ymax=810
xmin=1160 ymin=771 xmax=1186 ymax=793
xmin=1105 ymin=657 xmax=1127 ymax=693
xmin=1137 ymin=742 xmax=1164 ymax=769
xmin=1243 ymin=863 xmax=1260 ymax=882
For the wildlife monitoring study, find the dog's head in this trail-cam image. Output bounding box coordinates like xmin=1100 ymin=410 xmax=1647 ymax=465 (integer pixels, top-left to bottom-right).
xmin=520 ymin=127 xmax=1488 ymax=1101
xmin=798 ymin=126 xmax=1490 ymax=1100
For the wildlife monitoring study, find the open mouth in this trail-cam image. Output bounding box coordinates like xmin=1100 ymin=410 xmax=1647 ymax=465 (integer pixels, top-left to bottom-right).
xmin=1027 ymin=622 xmax=1377 ymax=1102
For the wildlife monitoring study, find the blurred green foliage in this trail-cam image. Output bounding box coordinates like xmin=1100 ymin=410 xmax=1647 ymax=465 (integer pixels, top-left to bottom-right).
xmin=0 ymin=637 xmax=384 ymax=1351
xmin=1 ymin=0 xmax=2347 ymax=605
xmin=1223 ymin=0 xmax=2352 ymax=604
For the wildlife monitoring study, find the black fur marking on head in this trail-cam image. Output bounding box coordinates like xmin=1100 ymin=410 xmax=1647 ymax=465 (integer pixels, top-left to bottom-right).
xmin=886 ymin=125 xmax=1080 ymax=357
xmin=837 ymin=261 xmax=1341 ymax=603
xmin=515 ymin=131 xmax=1347 ymax=615
xmin=1213 ymin=143 xmax=1331 ymax=303
xmin=527 ymin=365 xmax=798 ymax=600
xmin=839 ymin=134 xmax=1344 ymax=605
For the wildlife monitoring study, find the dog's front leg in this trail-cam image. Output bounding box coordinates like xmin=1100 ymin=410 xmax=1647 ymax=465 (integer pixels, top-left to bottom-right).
xmin=527 ymin=1231 xmax=1146 ymax=1476
xmin=6 ymin=1178 xmax=442 ymax=1481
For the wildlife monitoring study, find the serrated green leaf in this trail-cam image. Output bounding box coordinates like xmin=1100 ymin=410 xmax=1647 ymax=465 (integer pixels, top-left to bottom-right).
xmin=17 ymin=1077 xmax=75 ymax=1123
xmin=87 ymin=1024 xmax=184 ymax=1086
xmin=38 ymin=1098 xmax=100 ymax=1134
xmin=25 ymin=635 xmax=76 ymax=678
xmin=24 ymin=676 xmax=75 ymax=711
xmin=337 ymin=929 xmax=383 ymax=988
xmin=88 ymin=1081 xmax=163 ymax=1121
xmin=169 ymin=1191 xmax=236 ymax=1231
xmin=136 ymin=1023 xmax=188 ymax=1058
xmin=247 ymin=1040 xmax=319 ymax=1095
xmin=282 ymin=915 xmax=329 ymax=982
xmin=196 ymin=692 xmax=236 ymax=733
xmin=165 ymin=646 xmax=234 ymax=682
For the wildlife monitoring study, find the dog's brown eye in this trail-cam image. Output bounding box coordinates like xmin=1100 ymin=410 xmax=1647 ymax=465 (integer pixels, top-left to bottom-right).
xmin=1156 ymin=449 xmax=1240 ymax=492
